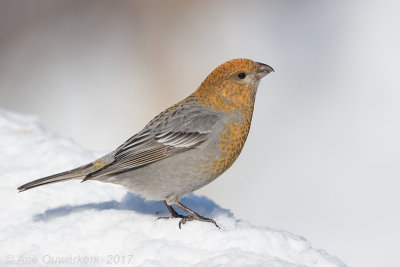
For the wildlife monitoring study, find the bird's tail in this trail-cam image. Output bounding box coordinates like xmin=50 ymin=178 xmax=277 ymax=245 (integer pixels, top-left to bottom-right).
xmin=17 ymin=159 xmax=106 ymax=192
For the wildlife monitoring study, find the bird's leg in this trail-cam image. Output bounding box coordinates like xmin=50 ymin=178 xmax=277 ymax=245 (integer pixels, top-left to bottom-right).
xmin=157 ymin=200 xmax=184 ymax=220
xmin=175 ymin=201 xmax=220 ymax=229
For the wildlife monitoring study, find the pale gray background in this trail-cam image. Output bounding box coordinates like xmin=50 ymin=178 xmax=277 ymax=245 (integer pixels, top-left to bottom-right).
xmin=1 ymin=1 xmax=399 ymax=266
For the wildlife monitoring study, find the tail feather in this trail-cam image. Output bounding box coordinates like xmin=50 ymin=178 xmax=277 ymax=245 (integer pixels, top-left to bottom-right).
xmin=17 ymin=163 xmax=94 ymax=192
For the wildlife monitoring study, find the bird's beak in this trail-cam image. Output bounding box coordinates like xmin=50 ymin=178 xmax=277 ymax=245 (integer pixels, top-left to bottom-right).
xmin=255 ymin=62 xmax=274 ymax=80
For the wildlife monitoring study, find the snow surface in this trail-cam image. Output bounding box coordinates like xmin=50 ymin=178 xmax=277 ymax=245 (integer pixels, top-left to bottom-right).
xmin=0 ymin=108 xmax=346 ymax=266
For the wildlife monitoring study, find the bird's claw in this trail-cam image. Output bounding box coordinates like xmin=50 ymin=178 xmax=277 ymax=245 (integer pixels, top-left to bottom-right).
xmin=178 ymin=215 xmax=220 ymax=229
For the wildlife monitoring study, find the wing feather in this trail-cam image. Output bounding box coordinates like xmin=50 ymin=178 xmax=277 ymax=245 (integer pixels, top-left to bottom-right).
xmin=83 ymin=131 xmax=208 ymax=180
xmin=83 ymin=103 xmax=221 ymax=181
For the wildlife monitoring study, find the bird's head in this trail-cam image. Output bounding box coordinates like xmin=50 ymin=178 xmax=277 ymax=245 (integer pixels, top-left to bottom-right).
xmin=194 ymin=58 xmax=273 ymax=113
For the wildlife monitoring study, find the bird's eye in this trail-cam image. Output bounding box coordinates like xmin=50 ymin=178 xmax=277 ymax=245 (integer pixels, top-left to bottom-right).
xmin=238 ymin=72 xmax=246 ymax=79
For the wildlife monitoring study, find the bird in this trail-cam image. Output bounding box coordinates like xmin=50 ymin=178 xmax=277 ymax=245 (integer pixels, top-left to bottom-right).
xmin=18 ymin=58 xmax=274 ymax=228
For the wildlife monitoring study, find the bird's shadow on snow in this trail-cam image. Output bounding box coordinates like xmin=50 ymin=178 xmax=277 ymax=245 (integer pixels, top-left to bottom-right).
xmin=33 ymin=193 xmax=233 ymax=222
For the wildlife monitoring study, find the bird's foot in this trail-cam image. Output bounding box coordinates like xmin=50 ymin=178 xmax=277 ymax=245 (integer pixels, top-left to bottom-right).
xmin=159 ymin=200 xmax=220 ymax=229
xmin=178 ymin=214 xmax=220 ymax=229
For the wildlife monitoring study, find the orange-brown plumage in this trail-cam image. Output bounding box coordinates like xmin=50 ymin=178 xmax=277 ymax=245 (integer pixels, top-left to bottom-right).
xmin=192 ymin=59 xmax=265 ymax=176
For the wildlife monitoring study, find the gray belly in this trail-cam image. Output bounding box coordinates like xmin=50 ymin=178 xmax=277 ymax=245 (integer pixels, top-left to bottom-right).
xmin=102 ymin=144 xmax=220 ymax=204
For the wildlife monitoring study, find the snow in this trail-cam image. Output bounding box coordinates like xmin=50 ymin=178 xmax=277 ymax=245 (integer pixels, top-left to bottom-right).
xmin=0 ymin=108 xmax=346 ymax=266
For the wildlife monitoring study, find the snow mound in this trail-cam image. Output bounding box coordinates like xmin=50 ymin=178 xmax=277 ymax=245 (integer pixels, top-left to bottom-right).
xmin=0 ymin=108 xmax=346 ymax=266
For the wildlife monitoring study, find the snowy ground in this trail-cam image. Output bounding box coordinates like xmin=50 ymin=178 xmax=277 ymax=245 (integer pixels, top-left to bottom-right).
xmin=0 ymin=108 xmax=346 ymax=266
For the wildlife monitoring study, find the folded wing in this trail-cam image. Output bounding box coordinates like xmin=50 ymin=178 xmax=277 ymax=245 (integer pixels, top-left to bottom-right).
xmin=83 ymin=103 xmax=221 ymax=181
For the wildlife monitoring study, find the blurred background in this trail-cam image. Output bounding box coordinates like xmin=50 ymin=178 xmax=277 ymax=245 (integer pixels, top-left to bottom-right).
xmin=1 ymin=0 xmax=399 ymax=266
